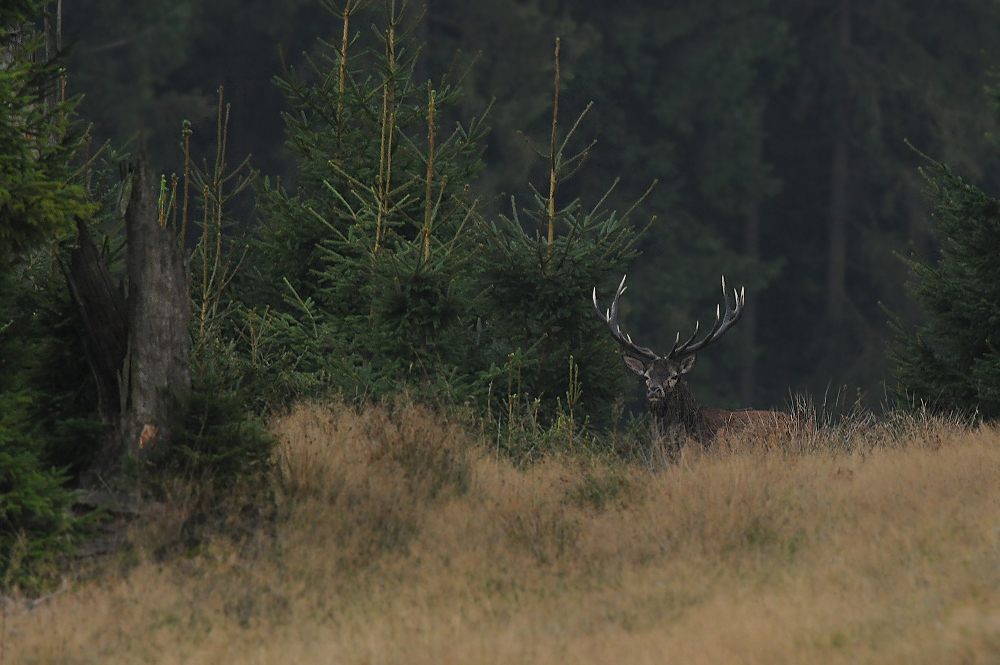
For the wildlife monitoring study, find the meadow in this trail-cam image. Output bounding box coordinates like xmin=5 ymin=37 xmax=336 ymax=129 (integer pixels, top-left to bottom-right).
xmin=4 ymin=401 xmax=1000 ymax=664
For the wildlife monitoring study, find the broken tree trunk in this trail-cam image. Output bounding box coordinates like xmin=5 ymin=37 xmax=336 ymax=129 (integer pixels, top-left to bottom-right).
xmin=65 ymin=153 xmax=192 ymax=482
xmin=122 ymin=153 xmax=191 ymax=458
xmin=63 ymin=217 xmax=129 ymax=424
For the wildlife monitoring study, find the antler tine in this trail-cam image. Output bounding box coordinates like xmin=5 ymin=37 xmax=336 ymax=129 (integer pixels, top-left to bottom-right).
xmin=668 ymin=318 xmax=700 ymax=357
xmin=666 ymin=274 xmax=746 ymax=360
xmin=592 ymin=275 xmax=660 ymax=361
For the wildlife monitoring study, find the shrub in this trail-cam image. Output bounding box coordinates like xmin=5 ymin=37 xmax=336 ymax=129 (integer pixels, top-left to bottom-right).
xmin=0 ymin=393 xmax=87 ymax=591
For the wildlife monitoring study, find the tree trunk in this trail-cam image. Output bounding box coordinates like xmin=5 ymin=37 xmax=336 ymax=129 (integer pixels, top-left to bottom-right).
xmin=826 ymin=0 xmax=851 ymax=324
xmin=122 ymin=153 xmax=191 ymax=458
xmin=67 ymin=154 xmax=192 ymax=479
xmin=740 ymin=204 xmax=760 ymax=407
xmin=62 ymin=217 xmax=128 ymax=423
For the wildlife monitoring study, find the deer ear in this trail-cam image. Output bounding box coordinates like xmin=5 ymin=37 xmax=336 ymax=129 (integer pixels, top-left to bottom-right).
xmin=678 ymin=354 xmax=697 ymax=374
xmin=623 ymin=355 xmax=647 ymax=376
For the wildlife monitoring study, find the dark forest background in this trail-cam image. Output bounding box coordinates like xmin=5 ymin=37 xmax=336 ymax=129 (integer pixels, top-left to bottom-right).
xmin=61 ymin=0 xmax=1000 ymax=410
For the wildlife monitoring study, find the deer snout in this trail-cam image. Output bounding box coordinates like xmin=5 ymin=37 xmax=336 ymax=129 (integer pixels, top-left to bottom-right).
xmin=647 ymin=383 xmax=665 ymax=401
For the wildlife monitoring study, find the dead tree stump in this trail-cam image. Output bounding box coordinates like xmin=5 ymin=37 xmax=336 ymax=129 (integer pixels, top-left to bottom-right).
xmin=65 ymin=153 xmax=192 ymax=482
xmin=122 ymin=153 xmax=191 ymax=458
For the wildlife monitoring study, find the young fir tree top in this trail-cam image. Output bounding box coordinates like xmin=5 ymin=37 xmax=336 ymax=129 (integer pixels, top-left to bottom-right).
xmin=253 ymin=1 xmax=486 ymax=311
xmin=247 ymin=1 xmax=491 ymax=401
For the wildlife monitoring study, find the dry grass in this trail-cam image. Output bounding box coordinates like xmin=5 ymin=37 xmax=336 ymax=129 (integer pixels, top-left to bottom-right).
xmin=5 ymin=401 xmax=1000 ymax=664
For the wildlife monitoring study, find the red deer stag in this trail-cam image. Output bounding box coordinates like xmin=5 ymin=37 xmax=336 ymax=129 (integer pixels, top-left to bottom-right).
xmin=593 ymin=275 xmax=791 ymax=459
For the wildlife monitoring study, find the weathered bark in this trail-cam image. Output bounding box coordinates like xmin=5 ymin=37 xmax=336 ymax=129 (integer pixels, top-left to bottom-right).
xmin=65 ymin=154 xmax=192 ymax=483
xmin=122 ymin=153 xmax=191 ymax=458
xmin=62 ymin=217 xmax=128 ymax=423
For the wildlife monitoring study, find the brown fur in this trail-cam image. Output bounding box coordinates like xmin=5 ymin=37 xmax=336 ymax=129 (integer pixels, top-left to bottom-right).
xmin=627 ymin=356 xmax=794 ymax=459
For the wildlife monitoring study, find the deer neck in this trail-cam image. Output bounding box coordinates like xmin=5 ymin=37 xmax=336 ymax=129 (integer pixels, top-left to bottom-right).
xmin=650 ymin=380 xmax=706 ymax=439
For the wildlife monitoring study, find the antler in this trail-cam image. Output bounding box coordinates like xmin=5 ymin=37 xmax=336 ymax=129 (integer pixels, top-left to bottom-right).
xmin=593 ymin=274 xmax=745 ymax=361
xmin=665 ymin=275 xmax=745 ymax=359
xmin=592 ymin=275 xmax=660 ymax=361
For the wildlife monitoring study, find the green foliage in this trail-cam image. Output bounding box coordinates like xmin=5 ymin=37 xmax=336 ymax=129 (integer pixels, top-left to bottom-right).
xmin=254 ymin=1 xmax=484 ymax=305
xmin=0 ymin=262 xmax=107 ymax=478
xmin=0 ymin=392 xmax=88 ymax=591
xmin=477 ymin=175 xmax=647 ymax=422
xmin=0 ymin=6 xmax=103 ymax=589
xmin=246 ymin=1 xmax=490 ymax=406
xmin=159 ymin=371 xmax=275 ymax=485
xmin=138 ymin=91 xmax=279 ymax=486
xmin=0 ymin=7 xmax=112 ymax=477
xmin=241 ymin=5 xmax=651 ymax=427
xmin=889 ymin=152 xmax=1000 ymax=418
xmin=0 ymin=214 xmax=103 ymax=593
xmin=0 ymin=3 xmax=95 ymax=265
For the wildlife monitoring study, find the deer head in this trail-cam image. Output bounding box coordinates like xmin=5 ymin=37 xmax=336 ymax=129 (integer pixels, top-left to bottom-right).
xmin=622 ymin=354 xmax=698 ymax=403
xmin=592 ymin=275 xmax=745 ymax=405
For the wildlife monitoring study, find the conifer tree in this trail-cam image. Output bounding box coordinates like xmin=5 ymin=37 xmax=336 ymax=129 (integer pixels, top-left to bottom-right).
xmin=475 ymin=39 xmax=649 ymax=423
xmin=1 ymin=2 xmax=93 ymax=265
xmin=889 ymin=147 xmax=1000 ymax=418
xmin=0 ymin=1 xmax=96 ymax=589
xmin=248 ymin=1 xmax=490 ymax=401
xmin=245 ymin=6 xmax=650 ymax=420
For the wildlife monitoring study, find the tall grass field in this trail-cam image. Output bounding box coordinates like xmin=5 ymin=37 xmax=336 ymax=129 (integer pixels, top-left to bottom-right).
xmin=4 ymin=402 xmax=1000 ymax=664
